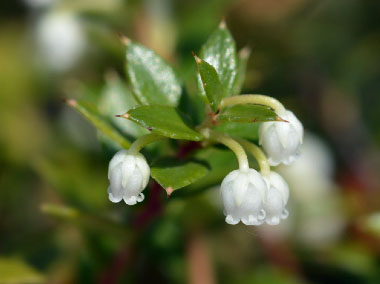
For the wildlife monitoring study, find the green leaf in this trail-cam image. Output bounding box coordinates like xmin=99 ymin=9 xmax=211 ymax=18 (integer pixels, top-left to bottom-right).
xmin=124 ymin=39 xmax=182 ymax=106
xmin=151 ymin=158 xmax=209 ymax=194
xmin=194 ymin=55 xmax=225 ymax=112
xmin=98 ymin=73 xmax=148 ymax=138
xmin=196 ymin=73 xmax=209 ymax=104
xmin=178 ymin=85 xmax=206 ymax=126
xmin=217 ymin=104 xmax=279 ymax=123
xmin=199 ymin=22 xmax=237 ymax=97
xmin=66 ymin=99 xmax=130 ymax=149
xmin=213 ymin=122 xmax=259 ymax=140
xmin=0 ymin=258 xmax=45 ymax=284
xmin=173 ymin=148 xmax=237 ymax=197
xmin=232 ymin=47 xmax=251 ymax=95
xmin=123 ymin=105 xmax=203 ymax=141
xmin=174 ymin=147 xmax=259 ymax=198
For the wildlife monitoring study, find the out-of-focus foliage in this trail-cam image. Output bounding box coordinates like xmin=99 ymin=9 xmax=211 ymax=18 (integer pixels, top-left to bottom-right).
xmin=0 ymin=258 xmax=45 ymax=284
xmin=0 ymin=0 xmax=379 ymax=283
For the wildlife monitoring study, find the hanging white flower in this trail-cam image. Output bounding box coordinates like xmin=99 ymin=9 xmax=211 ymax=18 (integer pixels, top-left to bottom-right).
xmin=108 ymin=150 xmax=150 ymax=205
xmin=263 ymin=171 xmax=289 ymax=225
xmin=221 ymin=168 xmax=268 ymax=225
xmin=36 ymin=11 xmax=86 ymax=72
xmin=259 ymin=110 xmax=303 ymax=166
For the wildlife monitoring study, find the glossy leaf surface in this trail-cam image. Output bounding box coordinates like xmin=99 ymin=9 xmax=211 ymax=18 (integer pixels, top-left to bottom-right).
xmin=151 ymin=159 xmax=209 ymax=193
xmin=217 ymin=104 xmax=279 ymax=123
xmin=124 ymin=105 xmax=203 ymax=141
xmin=125 ymin=40 xmax=182 ymax=106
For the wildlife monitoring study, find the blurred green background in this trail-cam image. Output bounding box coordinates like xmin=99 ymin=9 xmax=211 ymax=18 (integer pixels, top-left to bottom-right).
xmin=0 ymin=0 xmax=379 ymax=283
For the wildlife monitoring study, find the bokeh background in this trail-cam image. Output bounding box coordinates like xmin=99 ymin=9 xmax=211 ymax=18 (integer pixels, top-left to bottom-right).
xmin=1 ymin=0 xmax=380 ymax=283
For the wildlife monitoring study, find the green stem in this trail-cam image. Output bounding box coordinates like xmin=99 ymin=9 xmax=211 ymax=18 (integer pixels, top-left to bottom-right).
xmin=237 ymin=139 xmax=271 ymax=176
xmin=219 ymin=94 xmax=286 ymax=115
xmin=128 ymin=133 xmax=165 ymax=155
xmin=202 ymin=129 xmax=249 ymax=171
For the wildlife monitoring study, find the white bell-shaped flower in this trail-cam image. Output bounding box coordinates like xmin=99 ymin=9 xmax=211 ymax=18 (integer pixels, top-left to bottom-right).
xmin=263 ymin=171 xmax=289 ymax=225
xmin=259 ymin=110 xmax=303 ymax=166
xmin=107 ymin=150 xmax=150 ymax=205
xmin=221 ymin=169 xmax=268 ymax=225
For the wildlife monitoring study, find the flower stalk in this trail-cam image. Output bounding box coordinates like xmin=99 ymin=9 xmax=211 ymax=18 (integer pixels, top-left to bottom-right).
xmin=202 ymin=129 xmax=249 ymax=171
xmin=219 ymin=94 xmax=286 ymax=115
xmin=128 ymin=133 xmax=165 ymax=154
xmin=237 ymin=138 xmax=271 ymax=177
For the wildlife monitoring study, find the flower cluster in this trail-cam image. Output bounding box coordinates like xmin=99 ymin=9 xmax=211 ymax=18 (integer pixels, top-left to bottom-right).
xmin=221 ymin=169 xmax=267 ymax=225
xmin=106 ymin=106 xmax=303 ymax=226
xmin=65 ymin=21 xmax=305 ymax=228
xmin=221 ymin=169 xmax=289 ymax=226
xmin=219 ymin=108 xmax=303 ymax=226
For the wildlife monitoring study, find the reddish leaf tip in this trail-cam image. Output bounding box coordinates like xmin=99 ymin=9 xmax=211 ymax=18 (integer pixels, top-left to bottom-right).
xmin=192 ymin=52 xmax=202 ymax=64
xmin=116 ymin=113 xmax=129 ymax=119
xmin=239 ymin=46 xmax=251 ymax=59
xmin=166 ymin=187 xmax=174 ymax=197
xmin=65 ymin=99 xmax=77 ymax=107
xmin=219 ymin=18 xmax=227 ymax=28
xmin=276 ymin=116 xmax=288 ymax=122
xmin=119 ymin=33 xmax=131 ymax=45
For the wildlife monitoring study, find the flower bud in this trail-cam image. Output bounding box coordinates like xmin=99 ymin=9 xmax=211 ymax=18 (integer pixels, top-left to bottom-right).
xmin=259 ymin=110 xmax=303 ymax=166
xmin=221 ymin=169 xmax=267 ymax=225
xmin=263 ymin=172 xmax=289 ymax=225
xmin=107 ymin=150 xmax=150 ymax=205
